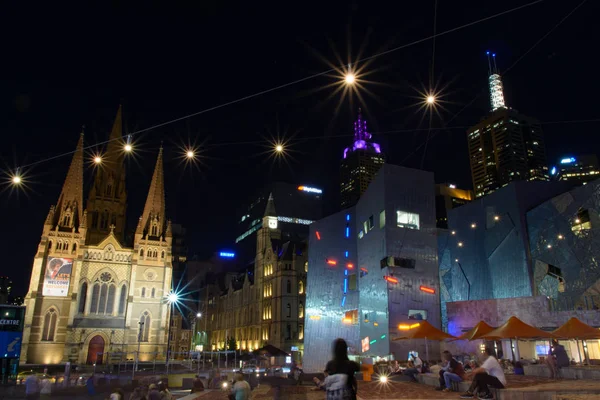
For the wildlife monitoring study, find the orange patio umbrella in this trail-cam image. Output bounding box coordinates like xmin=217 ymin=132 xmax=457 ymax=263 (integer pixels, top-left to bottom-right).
xmin=552 ymin=317 xmax=600 ymax=364
xmin=480 ymin=316 xmax=556 ymax=361
xmin=392 ymin=320 xmax=456 ymax=361
xmin=451 ymin=321 xmax=496 ymax=341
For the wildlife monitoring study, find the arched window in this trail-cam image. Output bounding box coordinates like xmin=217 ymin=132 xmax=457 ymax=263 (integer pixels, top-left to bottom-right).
xmin=140 ymin=312 xmax=150 ymax=342
xmin=91 ymin=210 xmax=99 ymax=228
xmin=299 ymin=281 xmax=304 ymax=294
xmin=106 ymin=183 xmax=113 ymax=196
xmin=286 ymin=303 xmax=291 ymax=318
xmin=63 ymin=214 xmax=71 ymax=226
xmin=100 ymin=210 xmax=109 ymax=229
xmin=42 ymin=308 xmax=58 ymax=341
xmin=139 ymin=248 xmax=144 ymax=258
xmin=98 ymin=284 xmax=108 ymax=314
xmin=161 ymin=251 xmax=165 ymax=259
xmin=118 ymin=284 xmax=127 ymax=315
xmin=153 ymin=249 xmax=158 ymax=258
xmin=90 ymin=283 xmax=100 ymax=313
xmin=64 ymin=241 xmax=69 ymax=252
xmin=78 ymin=282 xmax=88 ymax=314
xmin=106 ymin=284 xmax=116 ymax=314
xmin=72 ymin=243 xmax=77 ymax=254
xmin=151 ymin=224 xmax=158 ymax=236
xmin=48 ymin=241 xmax=53 ymax=250
xmin=286 ymin=280 xmax=291 ymax=294
xmin=151 ymin=288 xmax=155 ymax=298
xmin=141 ymin=287 xmax=146 ymax=298
xmin=299 ymin=303 xmax=304 ymax=318
xmin=304 ymin=261 xmax=308 ymax=273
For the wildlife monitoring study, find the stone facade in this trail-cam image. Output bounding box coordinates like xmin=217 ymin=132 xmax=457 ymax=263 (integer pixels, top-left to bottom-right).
xmin=21 ymin=110 xmax=172 ymax=365
xmin=304 ymin=164 xmax=440 ymax=372
xmin=205 ymin=194 xmax=307 ymax=360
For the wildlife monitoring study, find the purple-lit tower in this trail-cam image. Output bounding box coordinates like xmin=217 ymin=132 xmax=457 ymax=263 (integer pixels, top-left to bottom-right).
xmin=340 ymin=109 xmax=385 ymax=209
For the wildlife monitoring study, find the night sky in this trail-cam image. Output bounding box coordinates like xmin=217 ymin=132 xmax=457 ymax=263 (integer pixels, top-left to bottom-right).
xmin=0 ymin=1 xmax=596 ymax=296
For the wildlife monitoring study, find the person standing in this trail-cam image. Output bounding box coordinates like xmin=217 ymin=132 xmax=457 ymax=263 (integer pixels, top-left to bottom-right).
xmin=40 ymin=376 xmax=53 ymax=399
xmin=460 ymin=347 xmax=506 ymax=399
xmin=86 ymin=375 xmax=95 ymax=397
xmin=25 ymin=374 xmax=41 ymax=400
xmin=322 ymin=338 xmax=360 ymax=400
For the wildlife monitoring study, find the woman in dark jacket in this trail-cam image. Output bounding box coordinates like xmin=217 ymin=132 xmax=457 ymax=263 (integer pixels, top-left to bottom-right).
xmin=323 ymin=338 xmax=360 ymax=400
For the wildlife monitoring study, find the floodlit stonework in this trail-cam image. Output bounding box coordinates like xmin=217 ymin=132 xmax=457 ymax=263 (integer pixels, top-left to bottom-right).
xmin=21 ymin=108 xmax=173 ymax=365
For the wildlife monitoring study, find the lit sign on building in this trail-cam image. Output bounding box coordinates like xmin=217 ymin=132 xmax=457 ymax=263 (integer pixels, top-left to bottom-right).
xmin=219 ymin=252 xmax=235 ymax=258
xmin=297 ymin=186 xmax=323 ymax=194
xmin=551 ymin=166 xmax=557 ymax=175
xmin=560 ymin=157 xmax=576 ymax=164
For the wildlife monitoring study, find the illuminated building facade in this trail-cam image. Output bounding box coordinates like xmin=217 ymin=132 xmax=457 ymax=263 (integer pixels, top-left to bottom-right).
xmin=435 ymin=184 xmax=474 ymax=229
xmin=468 ymin=54 xmax=549 ymax=198
xmin=340 ymin=109 xmax=385 ymax=209
xmin=551 ymin=155 xmax=600 ymax=186
xmin=205 ymin=194 xmax=307 ymax=361
xmin=21 ymin=109 xmax=173 ymax=365
xmin=304 ymin=164 xmax=439 ymax=372
xmin=235 ymin=182 xmax=322 ymax=262
xmin=438 ymin=181 xmax=573 ymax=329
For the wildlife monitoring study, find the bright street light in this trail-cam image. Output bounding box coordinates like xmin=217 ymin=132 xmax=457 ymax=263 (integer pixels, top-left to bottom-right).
xmin=94 ymin=155 xmax=102 ymax=164
xmin=275 ymin=144 xmax=284 ymax=153
xmin=167 ymin=291 xmax=179 ymax=304
xmin=12 ymin=175 xmax=22 ymax=185
xmin=196 ymin=312 xmax=202 ymax=318
xmin=124 ymin=143 xmax=133 ymax=152
xmin=426 ymin=95 xmax=435 ymax=104
xmin=344 ymin=73 xmax=356 ymax=84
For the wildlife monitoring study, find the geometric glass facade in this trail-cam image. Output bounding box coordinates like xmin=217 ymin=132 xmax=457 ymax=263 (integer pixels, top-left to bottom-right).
xmin=305 ymin=164 xmax=439 ymax=371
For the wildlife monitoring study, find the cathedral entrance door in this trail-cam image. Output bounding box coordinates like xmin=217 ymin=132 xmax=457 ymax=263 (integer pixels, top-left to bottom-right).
xmin=86 ymin=335 xmax=105 ymax=365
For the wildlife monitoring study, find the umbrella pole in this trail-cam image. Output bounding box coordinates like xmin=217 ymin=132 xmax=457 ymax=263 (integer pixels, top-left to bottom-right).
xmin=425 ymin=338 xmax=429 ymax=364
xmin=577 ymin=339 xmax=583 ymax=364
xmin=510 ymin=338 xmax=515 ymax=362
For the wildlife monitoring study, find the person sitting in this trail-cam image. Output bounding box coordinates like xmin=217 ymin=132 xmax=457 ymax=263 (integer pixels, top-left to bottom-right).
xmin=403 ymin=354 xmax=423 ymax=382
xmin=436 ymin=351 xmax=465 ymax=392
xmin=389 ymin=360 xmax=401 ymax=375
xmin=460 ymin=347 xmax=506 ymax=399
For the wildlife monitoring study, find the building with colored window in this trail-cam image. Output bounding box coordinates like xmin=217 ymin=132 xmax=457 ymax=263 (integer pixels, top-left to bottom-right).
xmin=304 ymin=164 xmax=439 ymax=372
xmin=340 ymin=109 xmax=386 ymax=209
xmin=21 ymin=107 xmax=173 ymax=365
xmin=550 ymin=155 xmax=600 ymax=186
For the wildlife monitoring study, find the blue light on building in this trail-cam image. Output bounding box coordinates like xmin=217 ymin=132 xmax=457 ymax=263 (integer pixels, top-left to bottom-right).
xmin=219 ymin=252 xmax=235 ymax=258
xmin=560 ymin=157 xmax=576 ymax=164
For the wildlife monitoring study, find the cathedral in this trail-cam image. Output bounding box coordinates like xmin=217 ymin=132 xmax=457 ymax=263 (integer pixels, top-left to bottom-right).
xmin=20 ymin=107 xmax=173 ymax=365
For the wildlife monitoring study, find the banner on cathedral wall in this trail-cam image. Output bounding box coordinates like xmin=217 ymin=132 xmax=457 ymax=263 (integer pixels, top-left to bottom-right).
xmin=42 ymin=257 xmax=73 ymax=297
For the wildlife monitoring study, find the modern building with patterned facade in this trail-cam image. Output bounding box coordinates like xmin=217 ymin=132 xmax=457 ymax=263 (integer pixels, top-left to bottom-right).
xmin=21 ymin=107 xmax=173 ymax=365
xmin=304 ymin=164 xmax=440 ymax=372
xmin=204 ymin=194 xmax=307 ymax=361
xmin=438 ymin=181 xmax=573 ymax=330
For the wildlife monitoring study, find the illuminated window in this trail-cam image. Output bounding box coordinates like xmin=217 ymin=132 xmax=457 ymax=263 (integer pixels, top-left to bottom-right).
xmin=368 ymin=215 xmax=374 ymax=230
xmin=299 ymin=303 xmax=304 ymax=318
xmin=42 ymin=308 xmax=58 ymax=341
xmin=397 ymin=211 xmax=420 ymax=230
xmin=299 ymin=324 xmax=304 ymax=340
xmin=344 ymin=309 xmax=359 ymax=325
xmin=286 ymin=303 xmax=291 ymax=318
xmin=299 ymin=281 xmax=304 ymax=294
xmin=304 ymin=262 xmax=308 ymax=273
xmin=118 ymin=284 xmax=127 ymax=315
xmin=379 ymin=211 xmax=385 ymax=228
xmin=572 ymin=209 xmax=592 ymax=236
xmin=348 ymin=274 xmax=357 ymax=290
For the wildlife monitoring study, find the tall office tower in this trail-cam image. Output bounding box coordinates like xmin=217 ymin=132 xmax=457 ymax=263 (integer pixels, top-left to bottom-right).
xmin=551 ymin=155 xmax=600 ymax=185
xmin=467 ymin=53 xmax=549 ymax=198
xmin=340 ymin=109 xmax=385 ymax=209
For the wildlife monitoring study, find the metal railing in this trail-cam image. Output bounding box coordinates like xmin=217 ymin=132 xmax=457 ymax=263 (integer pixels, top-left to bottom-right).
xmin=549 ymin=295 xmax=600 ymax=312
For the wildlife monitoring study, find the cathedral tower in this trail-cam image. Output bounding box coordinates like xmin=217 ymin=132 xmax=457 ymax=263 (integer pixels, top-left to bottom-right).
xmin=87 ymin=106 xmax=128 ymax=244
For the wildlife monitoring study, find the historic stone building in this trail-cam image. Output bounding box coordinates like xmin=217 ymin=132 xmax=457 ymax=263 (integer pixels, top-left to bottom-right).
xmin=205 ymin=195 xmax=307 ymax=361
xmin=20 ymin=107 xmax=173 ymax=365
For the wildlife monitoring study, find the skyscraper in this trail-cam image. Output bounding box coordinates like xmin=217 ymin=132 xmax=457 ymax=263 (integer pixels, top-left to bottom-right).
xmin=467 ymin=53 xmax=549 ymax=198
xmin=340 ymin=109 xmax=385 ymax=209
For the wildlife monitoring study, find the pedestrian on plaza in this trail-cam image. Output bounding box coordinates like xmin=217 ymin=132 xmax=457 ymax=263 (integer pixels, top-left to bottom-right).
xmin=230 ymin=372 xmax=251 ymax=400
xmin=158 ymin=381 xmax=173 ymax=400
xmin=435 ymin=351 xmax=465 ymax=392
xmin=403 ymin=354 xmax=423 ymax=382
xmin=147 ymin=384 xmax=161 ymax=400
xmin=40 ymin=376 xmax=53 ymax=399
xmin=86 ymin=375 xmax=95 ymax=397
xmin=322 ymin=338 xmax=360 ymax=400
xmin=25 ymin=374 xmax=41 ymax=400
xmin=129 ymin=387 xmax=146 ymax=400
xmin=109 ymin=388 xmax=125 ymax=400
xmin=191 ymin=375 xmax=205 ymax=393
xmin=460 ymin=347 xmax=506 ymax=399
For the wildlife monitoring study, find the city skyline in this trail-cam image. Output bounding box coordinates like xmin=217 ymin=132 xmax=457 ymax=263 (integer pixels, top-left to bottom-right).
xmin=1 ymin=0 xmax=595 ymax=297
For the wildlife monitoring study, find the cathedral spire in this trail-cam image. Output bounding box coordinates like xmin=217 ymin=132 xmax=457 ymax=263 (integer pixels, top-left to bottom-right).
xmin=107 ymin=105 xmax=123 ymax=154
xmin=54 ymin=132 xmax=84 ymax=229
xmin=139 ymin=147 xmax=166 ymax=238
xmin=264 ymin=193 xmax=277 ymax=217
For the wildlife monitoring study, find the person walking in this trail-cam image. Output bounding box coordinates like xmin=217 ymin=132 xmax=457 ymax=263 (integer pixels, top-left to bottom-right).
xmin=40 ymin=376 xmax=53 ymax=399
xmin=322 ymin=338 xmax=360 ymax=400
xmin=460 ymin=347 xmax=506 ymax=399
xmin=231 ymin=372 xmax=251 ymax=400
xmin=25 ymin=374 xmax=41 ymax=400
